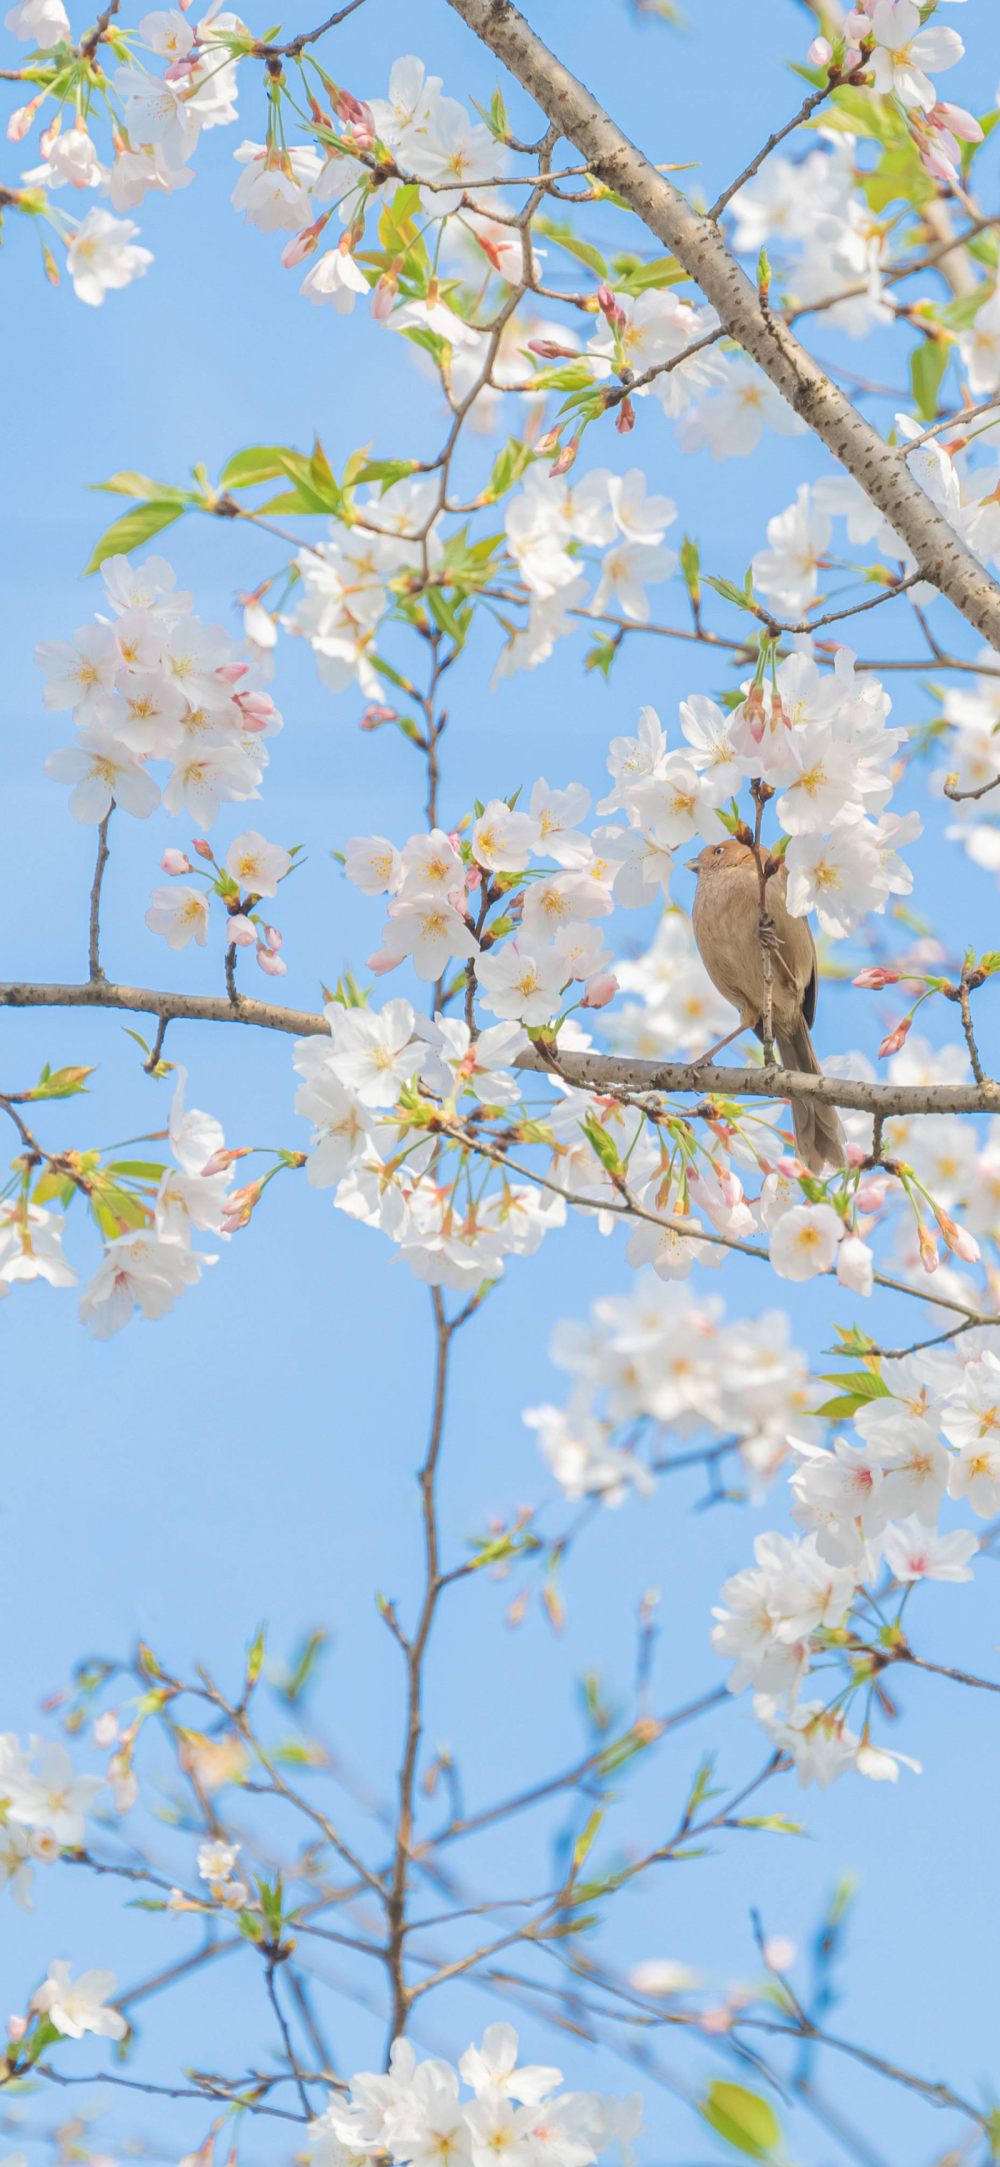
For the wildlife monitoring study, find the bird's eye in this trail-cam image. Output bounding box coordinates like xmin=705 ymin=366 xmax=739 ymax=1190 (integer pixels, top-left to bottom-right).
xmin=714 ymin=845 xmax=723 ymax=855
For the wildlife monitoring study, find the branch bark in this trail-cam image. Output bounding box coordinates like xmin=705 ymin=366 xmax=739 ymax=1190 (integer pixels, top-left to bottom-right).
xmin=3 ymin=978 xmax=999 ymax=1119
xmin=514 ymin=1043 xmax=1000 ymax=1118
xmin=443 ymin=0 xmax=1000 ymax=652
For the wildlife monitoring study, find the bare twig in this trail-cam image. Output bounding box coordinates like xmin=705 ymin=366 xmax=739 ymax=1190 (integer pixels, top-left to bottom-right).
xmin=88 ymin=810 xmax=112 ymax=983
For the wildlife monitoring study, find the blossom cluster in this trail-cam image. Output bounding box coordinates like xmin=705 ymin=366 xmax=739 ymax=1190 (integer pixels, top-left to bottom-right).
xmin=306 ymin=2027 xmax=642 ymax=2167
xmin=39 ymin=552 xmax=279 ymax=830
xmin=711 ymin=1333 xmax=1000 ymax=1786
xmin=6 ymin=0 xmax=242 ymax=299
xmin=0 ymin=1065 xmax=235 ymax=1337
xmin=0 ymin=1731 xmax=114 ymax=1913
xmin=523 ymin=1275 xmax=822 ymax=1507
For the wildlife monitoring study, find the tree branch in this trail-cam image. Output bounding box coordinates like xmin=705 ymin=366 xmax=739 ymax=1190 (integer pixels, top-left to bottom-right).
xmin=514 ymin=1043 xmax=1000 ymax=1118
xmin=443 ymin=0 xmax=1000 ymax=652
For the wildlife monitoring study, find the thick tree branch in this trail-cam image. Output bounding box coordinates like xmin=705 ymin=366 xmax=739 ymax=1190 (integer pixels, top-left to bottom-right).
xmin=0 ymin=979 xmax=328 ymax=1037
xmin=443 ymin=0 xmax=1000 ymax=652
xmin=514 ymin=1043 xmax=1000 ymax=1118
xmin=3 ymin=979 xmax=999 ymax=1119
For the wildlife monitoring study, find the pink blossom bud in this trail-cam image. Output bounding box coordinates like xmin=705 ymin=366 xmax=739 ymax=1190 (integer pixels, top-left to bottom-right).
xmin=370 ymin=272 xmax=398 ymax=321
xmin=160 ymin=848 xmax=192 ymax=875
xmin=580 ymin=972 xmax=619 ymax=1009
xmin=878 ymin=1017 xmax=910 ymax=1059
xmin=842 ymin=42 xmax=863 ymax=68
xmin=616 ymin=395 xmax=635 ymax=435
xmin=935 ymin=1210 xmax=981 ymax=1264
xmin=465 ymin=865 xmax=482 ymax=891
xmin=844 ymin=7 xmax=872 ymax=34
xmin=549 ymin=434 xmax=580 ymax=477
xmin=359 ymin=702 xmax=398 ymax=730
xmin=256 ymin=943 xmax=287 ymax=977
xmin=933 ymin=101 xmax=983 ymax=145
xmin=917 ymin=1220 xmax=939 ymax=1274
xmin=193 ymin=839 xmax=214 ymax=861
xmin=527 ymin=338 xmax=579 ymax=360
xmin=845 ymin=1140 xmax=867 ymax=1168
xmin=852 ymin=966 xmax=900 ymax=989
xmin=281 ymin=217 xmax=326 ymax=269
xmin=807 ymin=35 xmax=832 ymax=64
xmin=201 ymin=1146 xmax=250 ymax=1177
xmin=218 ymin=660 xmax=249 ymax=683
xmin=367 ymin=947 xmax=403 ymax=975
xmin=533 ymin=426 xmax=562 ymax=456
xmin=39 ymin=113 xmax=60 ymax=158
xmin=262 ymin=922 xmax=282 ymax=951
xmin=7 ymin=93 xmax=44 ymax=142
xmin=228 ymin=913 xmax=257 ymax=947
xmin=112 ymin=1767 xmax=139 ymax=1815
xmin=223 ymin=1180 xmax=263 ymax=1230
xmin=596 ymin=282 xmax=617 ymax=317
xmin=234 ymin=688 xmax=275 ymax=731
xmin=93 ymin=1710 xmax=119 ymax=1748
xmin=329 ymin=82 xmax=372 ymax=130
xmin=855 ymin=1180 xmax=888 ymax=1212
xmin=837 ymin=1233 xmax=874 ymax=1297
xmin=6 ymin=2016 xmax=27 ymax=2044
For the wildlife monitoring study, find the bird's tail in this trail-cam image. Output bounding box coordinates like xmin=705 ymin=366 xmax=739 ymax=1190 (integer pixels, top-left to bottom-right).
xmin=776 ymin=1020 xmax=846 ymax=1175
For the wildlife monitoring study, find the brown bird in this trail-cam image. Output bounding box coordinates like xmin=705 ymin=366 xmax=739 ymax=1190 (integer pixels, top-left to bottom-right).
xmin=687 ymin=837 xmax=846 ymax=1175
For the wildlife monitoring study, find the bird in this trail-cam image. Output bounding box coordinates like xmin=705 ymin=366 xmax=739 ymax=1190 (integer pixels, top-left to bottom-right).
xmin=686 ymin=836 xmax=846 ymax=1175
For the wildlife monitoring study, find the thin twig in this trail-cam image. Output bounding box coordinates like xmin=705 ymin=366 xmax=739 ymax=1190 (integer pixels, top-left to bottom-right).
xmin=89 ymin=809 xmax=112 ymax=982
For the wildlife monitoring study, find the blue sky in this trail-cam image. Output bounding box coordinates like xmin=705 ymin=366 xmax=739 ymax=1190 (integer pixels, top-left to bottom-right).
xmin=3 ymin=1 xmax=1000 ymax=2160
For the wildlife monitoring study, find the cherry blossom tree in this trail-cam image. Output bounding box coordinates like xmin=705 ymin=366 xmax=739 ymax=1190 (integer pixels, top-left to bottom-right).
xmin=3 ymin=0 xmax=1000 ymax=2160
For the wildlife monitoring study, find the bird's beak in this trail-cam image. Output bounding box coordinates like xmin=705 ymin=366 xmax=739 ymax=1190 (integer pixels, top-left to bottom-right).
xmin=685 ymin=858 xmax=700 ymax=873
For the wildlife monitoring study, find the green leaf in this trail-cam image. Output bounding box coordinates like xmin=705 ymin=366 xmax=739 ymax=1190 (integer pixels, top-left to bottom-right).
xmin=862 ymin=140 xmax=935 ymax=214
xmin=680 ymin=533 xmax=700 ymax=599
xmin=593 ymin=1723 xmax=658 ymax=1777
xmin=571 ymin=1807 xmax=604 ymax=1875
xmin=471 ymin=85 xmax=509 ymax=141
xmin=279 ymin=1628 xmax=328 ymax=1703
xmin=92 ymin=469 xmax=182 ymax=500
xmin=978 ymin=950 xmax=1000 ymax=976
xmin=701 ymin=2082 xmax=781 ymax=2160
xmin=705 ymin=573 xmax=755 ymax=612
xmin=351 ymin=456 xmax=419 ymax=493
xmin=480 ymin=436 xmax=535 ymax=505
xmin=534 ymin=216 xmax=608 ymax=281
xmin=816 ymin=85 xmax=906 ymax=145
xmin=83 ymin=500 xmax=186 ymax=575
xmin=402 ymin=324 xmax=448 ymax=364
xmin=104 ymin=1160 xmax=167 ymax=1179
xmin=612 ymin=252 xmax=688 ymax=296
xmin=819 ymin=1368 xmax=890 ymax=1399
xmin=937 ymin=285 xmax=993 ymax=333
xmin=733 ymin=1815 xmax=807 ymax=1835
xmin=816 ymin=1368 xmax=890 ymax=1418
xmin=219 ymin=445 xmax=297 ymax=489
xmin=910 ymin=336 xmax=950 ymax=421
xmin=426 ymin=586 xmax=471 ymax=646
xmin=585 ymin=636 xmax=619 ymax=679
xmin=27 ymin=1063 xmax=96 ymax=1099
xmin=581 ymin=1115 xmax=621 ymax=1175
